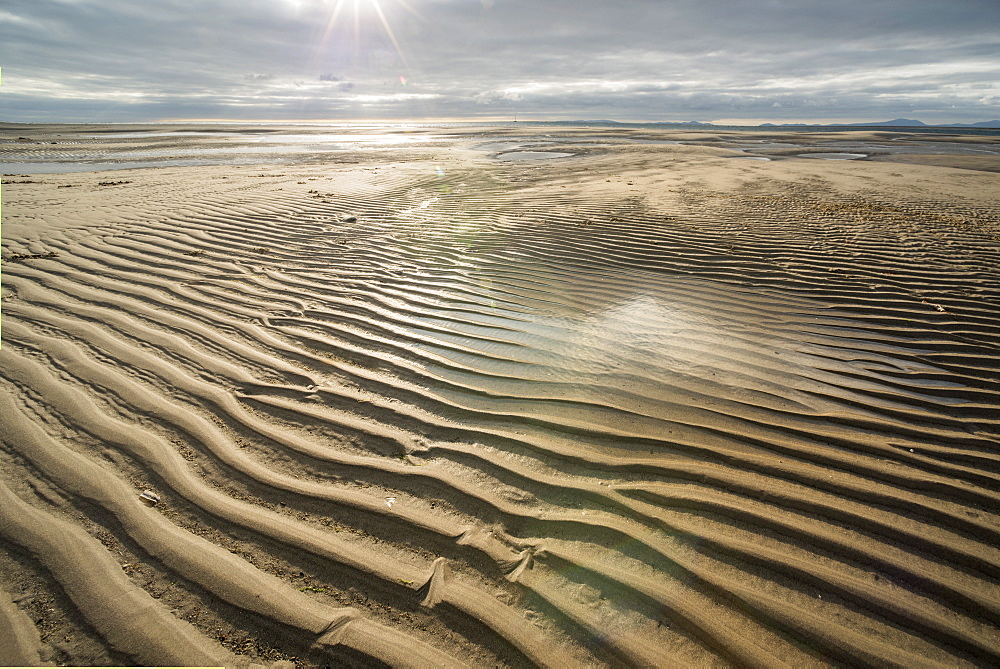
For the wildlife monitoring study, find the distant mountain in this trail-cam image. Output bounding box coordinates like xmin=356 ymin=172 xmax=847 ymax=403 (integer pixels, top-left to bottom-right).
xmin=564 ymin=118 xmax=1000 ymax=129
xmin=828 ymin=118 xmax=926 ymax=127
xmin=760 ymin=118 xmax=1000 ymax=129
xmin=941 ymin=120 xmax=1000 ymax=128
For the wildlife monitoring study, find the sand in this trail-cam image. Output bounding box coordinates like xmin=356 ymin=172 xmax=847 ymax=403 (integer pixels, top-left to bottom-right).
xmin=2 ymin=123 xmax=1000 ymax=667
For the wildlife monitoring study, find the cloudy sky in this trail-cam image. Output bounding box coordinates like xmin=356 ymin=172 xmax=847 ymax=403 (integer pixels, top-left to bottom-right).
xmin=2 ymin=0 xmax=998 ymax=124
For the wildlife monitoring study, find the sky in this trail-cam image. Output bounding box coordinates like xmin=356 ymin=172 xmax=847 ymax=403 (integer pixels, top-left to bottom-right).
xmin=2 ymin=0 xmax=999 ymax=125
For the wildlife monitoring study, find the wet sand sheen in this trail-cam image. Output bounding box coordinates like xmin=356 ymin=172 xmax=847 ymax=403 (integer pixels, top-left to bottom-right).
xmin=2 ymin=124 xmax=1000 ymax=667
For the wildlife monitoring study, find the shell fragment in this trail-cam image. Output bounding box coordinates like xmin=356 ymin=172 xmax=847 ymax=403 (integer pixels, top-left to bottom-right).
xmin=139 ymin=490 xmax=160 ymax=505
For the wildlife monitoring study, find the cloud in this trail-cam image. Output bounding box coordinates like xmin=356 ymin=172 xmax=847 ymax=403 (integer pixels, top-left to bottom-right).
xmin=0 ymin=0 xmax=998 ymax=123
xmin=474 ymin=89 xmax=523 ymax=105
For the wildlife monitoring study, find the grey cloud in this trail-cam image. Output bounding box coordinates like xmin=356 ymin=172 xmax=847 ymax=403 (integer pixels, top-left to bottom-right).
xmin=1 ymin=0 xmax=997 ymax=123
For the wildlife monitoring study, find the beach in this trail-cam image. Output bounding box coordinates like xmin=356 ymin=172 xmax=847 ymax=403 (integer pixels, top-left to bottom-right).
xmin=2 ymin=123 xmax=1000 ymax=666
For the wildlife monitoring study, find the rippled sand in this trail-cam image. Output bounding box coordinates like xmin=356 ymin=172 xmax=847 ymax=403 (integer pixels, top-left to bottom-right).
xmin=2 ymin=124 xmax=1000 ymax=667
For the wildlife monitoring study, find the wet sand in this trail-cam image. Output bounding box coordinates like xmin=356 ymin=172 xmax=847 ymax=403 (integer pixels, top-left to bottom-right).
xmin=2 ymin=124 xmax=1000 ymax=667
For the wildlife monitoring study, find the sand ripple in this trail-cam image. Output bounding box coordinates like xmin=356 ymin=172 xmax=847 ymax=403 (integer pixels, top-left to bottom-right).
xmin=3 ymin=128 xmax=1000 ymax=666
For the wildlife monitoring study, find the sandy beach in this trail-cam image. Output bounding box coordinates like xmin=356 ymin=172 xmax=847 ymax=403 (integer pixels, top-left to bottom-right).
xmin=2 ymin=123 xmax=1000 ymax=667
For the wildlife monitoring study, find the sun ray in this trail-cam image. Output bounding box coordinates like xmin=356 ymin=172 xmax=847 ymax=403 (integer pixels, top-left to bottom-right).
xmin=353 ymin=0 xmax=361 ymax=49
xmin=319 ymin=0 xmax=348 ymax=46
xmin=311 ymin=0 xmax=416 ymax=75
xmin=369 ymin=0 xmax=410 ymax=70
xmin=394 ymin=0 xmax=423 ymax=21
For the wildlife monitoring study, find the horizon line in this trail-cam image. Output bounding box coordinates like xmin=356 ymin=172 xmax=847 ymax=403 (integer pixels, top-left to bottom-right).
xmin=2 ymin=117 xmax=998 ymax=128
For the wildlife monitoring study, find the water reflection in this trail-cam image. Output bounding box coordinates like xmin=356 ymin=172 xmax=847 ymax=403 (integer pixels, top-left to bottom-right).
xmin=343 ymin=217 xmax=962 ymax=460
xmin=1 ymin=132 xmax=445 ymax=173
xmin=799 ymin=152 xmax=867 ymax=160
xmin=496 ymin=151 xmax=574 ymax=161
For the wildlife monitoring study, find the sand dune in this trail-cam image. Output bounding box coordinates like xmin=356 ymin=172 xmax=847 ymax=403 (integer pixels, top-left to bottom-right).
xmin=2 ymin=125 xmax=1000 ymax=666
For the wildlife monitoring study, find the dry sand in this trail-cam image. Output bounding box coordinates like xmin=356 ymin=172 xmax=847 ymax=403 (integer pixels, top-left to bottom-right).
xmin=2 ymin=124 xmax=1000 ymax=667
